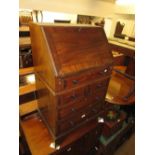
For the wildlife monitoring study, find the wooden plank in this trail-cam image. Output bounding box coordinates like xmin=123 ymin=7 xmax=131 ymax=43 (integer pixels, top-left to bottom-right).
xmin=19 ymin=37 xmax=31 ymax=48
xmin=19 ymin=26 xmax=30 ymax=32
xmin=19 ymin=100 xmax=38 ymax=116
xmin=19 ymin=67 xmax=34 ymax=76
xmin=19 ymin=83 xmax=36 ymax=95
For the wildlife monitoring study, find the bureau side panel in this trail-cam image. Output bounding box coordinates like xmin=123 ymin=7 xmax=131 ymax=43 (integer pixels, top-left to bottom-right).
xmin=35 ymin=75 xmax=58 ymax=136
xmin=29 ymin=23 xmax=57 ymax=90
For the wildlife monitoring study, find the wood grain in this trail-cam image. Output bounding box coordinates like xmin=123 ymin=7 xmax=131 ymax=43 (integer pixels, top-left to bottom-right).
xmin=19 ymin=37 xmax=31 ymax=48
xmin=19 ymin=83 xmax=36 ymax=95
xmin=19 ymin=100 xmax=38 ymax=116
xmin=19 ymin=67 xmax=34 ymax=76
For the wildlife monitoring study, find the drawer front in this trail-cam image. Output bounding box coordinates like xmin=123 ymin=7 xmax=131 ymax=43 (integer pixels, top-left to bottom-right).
xmin=59 ymin=77 xmax=109 ymax=106
xmin=91 ymin=66 xmax=112 ymax=80
xmin=59 ymin=87 xmax=84 ymax=105
xmin=58 ymin=82 xmax=107 ymax=120
xmin=57 ymin=104 xmax=102 ymax=135
xmin=91 ymin=78 xmax=109 ymax=94
xmin=57 ymin=66 xmax=112 ymax=91
xmin=58 ymin=99 xmax=91 ymax=120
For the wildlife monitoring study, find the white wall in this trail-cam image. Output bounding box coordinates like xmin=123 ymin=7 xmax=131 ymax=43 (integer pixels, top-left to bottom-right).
xmin=19 ymin=0 xmax=115 ymax=18
xmin=19 ymin=0 xmax=135 ymax=39
xmin=109 ymin=14 xmax=135 ymax=38
xmin=42 ymin=11 xmax=77 ymax=24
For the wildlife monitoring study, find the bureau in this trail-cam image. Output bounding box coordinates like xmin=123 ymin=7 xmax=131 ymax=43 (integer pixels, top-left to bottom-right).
xmin=29 ymin=23 xmax=113 ymax=146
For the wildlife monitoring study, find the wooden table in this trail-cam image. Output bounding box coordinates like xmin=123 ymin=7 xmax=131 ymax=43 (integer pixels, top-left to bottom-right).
xmin=108 ymin=40 xmax=135 ymax=58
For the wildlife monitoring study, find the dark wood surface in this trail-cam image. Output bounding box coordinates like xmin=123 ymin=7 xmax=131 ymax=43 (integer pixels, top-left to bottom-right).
xmin=43 ymin=25 xmax=113 ymax=77
xmin=29 ymin=23 xmax=113 ymax=145
xmin=30 ymin=23 xmax=113 ymax=91
xmin=105 ymin=70 xmax=134 ymax=105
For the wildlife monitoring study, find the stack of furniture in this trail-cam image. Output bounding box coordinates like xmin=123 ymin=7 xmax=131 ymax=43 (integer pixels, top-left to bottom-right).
xmin=19 ymin=25 xmax=38 ymax=155
xmin=29 ymin=23 xmax=113 ymax=150
xmin=19 ymin=25 xmax=38 ymax=117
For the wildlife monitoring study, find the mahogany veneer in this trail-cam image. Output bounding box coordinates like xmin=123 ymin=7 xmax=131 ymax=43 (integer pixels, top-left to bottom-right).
xmin=29 ymin=23 xmax=113 ymax=145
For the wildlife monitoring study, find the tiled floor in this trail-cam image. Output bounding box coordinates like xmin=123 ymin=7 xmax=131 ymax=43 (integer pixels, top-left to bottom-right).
xmin=114 ymin=133 xmax=135 ymax=155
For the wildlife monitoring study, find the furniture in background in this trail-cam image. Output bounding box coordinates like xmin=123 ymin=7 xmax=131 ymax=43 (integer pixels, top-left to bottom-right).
xmin=109 ymin=40 xmax=135 ymax=77
xmin=19 ymin=26 xmax=38 ymax=117
xmin=95 ymin=67 xmax=135 ymax=155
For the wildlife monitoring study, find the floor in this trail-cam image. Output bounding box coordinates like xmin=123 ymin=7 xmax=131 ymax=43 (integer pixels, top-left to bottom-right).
xmin=114 ymin=133 xmax=135 ymax=155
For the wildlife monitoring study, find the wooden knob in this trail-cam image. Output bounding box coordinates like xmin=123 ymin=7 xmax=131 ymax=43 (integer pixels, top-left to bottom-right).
xmin=67 ymin=147 xmax=72 ymax=152
xmin=104 ymin=69 xmax=108 ymax=72
xmin=72 ymin=80 xmax=78 ymax=85
xmin=81 ymin=114 xmax=86 ymax=118
xmin=71 ymin=108 xmax=76 ymax=112
xmin=71 ymin=95 xmax=77 ymax=100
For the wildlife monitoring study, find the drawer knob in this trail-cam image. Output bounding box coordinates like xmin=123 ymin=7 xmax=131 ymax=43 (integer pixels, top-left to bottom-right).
xmin=71 ymin=108 xmax=76 ymax=112
xmin=67 ymin=147 xmax=72 ymax=152
xmin=71 ymin=95 xmax=77 ymax=100
xmin=99 ymin=69 xmax=108 ymax=75
xmin=81 ymin=114 xmax=86 ymax=118
xmin=104 ymin=69 xmax=108 ymax=72
xmin=72 ymin=80 xmax=78 ymax=85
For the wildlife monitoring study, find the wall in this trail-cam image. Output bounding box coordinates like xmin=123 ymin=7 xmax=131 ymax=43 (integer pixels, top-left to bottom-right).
xmin=42 ymin=11 xmax=77 ymax=24
xmin=19 ymin=0 xmax=115 ymax=18
xmin=19 ymin=0 xmax=135 ymax=39
xmin=109 ymin=14 xmax=135 ymax=38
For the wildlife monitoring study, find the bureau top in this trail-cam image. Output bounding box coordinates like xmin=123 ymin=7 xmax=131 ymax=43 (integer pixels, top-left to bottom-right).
xmin=30 ymin=23 xmax=113 ymax=77
xmin=29 ymin=22 xmax=100 ymax=27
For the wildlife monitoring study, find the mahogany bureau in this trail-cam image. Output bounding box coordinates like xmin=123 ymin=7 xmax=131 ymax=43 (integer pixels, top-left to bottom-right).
xmin=29 ymin=23 xmax=113 ymax=146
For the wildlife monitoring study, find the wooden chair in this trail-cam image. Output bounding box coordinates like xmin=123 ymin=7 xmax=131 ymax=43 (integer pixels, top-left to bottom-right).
xmin=105 ymin=68 xmax=135 ymax=106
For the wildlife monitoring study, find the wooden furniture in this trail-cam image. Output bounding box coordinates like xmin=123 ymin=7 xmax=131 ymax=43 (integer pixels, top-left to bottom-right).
xmin=19 ymin=26 xmax=38 ymax=117
xmin=96 ymin=121 xmax=134 ymax=155
xmin=20 ymin=113 xmax=103 ymax=155
xmin=109 ymin=40 xmax=135 ymax=76
xmin=29 ymin=23 xmax=113 ymax=145
xmin=105 ymin=69 xmax=135 ymax=105
xmin=102 ymin=110 xmax=126 ymax=138
xmin=105 ymin=67 xmax=135 ymax=131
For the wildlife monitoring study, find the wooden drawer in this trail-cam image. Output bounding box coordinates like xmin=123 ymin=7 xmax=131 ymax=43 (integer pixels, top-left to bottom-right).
xmin=89 ymin=90 xmax=107 ymax=106
xmin=58 ymin=77 xmax=109 ymax=106
xmin=90 ymin=66 xmax=112 ymax=80
xmin=57 ymin=66 xmax=112 ymax=91
xmin=58 ymin=99 xmax=90 ymax=120
xmin=91 ymin=78 xmax=109 ymax=94
xmin=57 ymin=104 xmax=102 ymax=135
xmin=59 ymin=87 xmax=84 ymax=106
xmin=58 ymin=93 xmax=105 ymax=120
xmin=58 ymin=87 xmax=106 ymax=120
